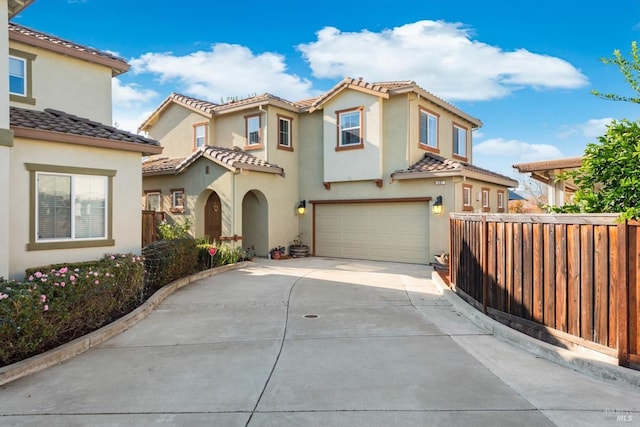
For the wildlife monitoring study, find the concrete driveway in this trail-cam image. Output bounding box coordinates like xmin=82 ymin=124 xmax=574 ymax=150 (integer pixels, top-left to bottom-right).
xmin=0 ymin=257 xmax=638 ymax=426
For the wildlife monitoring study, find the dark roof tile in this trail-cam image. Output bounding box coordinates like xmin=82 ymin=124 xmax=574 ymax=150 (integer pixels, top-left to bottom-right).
xmin=10 ymin=106 xmax=160 ymax=147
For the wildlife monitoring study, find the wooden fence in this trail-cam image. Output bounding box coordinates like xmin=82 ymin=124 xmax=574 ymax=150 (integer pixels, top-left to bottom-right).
xmin=142 ymin=210 xmax=164 ymax=247
xmin=449 ymin=213 xmax=639 ymax=370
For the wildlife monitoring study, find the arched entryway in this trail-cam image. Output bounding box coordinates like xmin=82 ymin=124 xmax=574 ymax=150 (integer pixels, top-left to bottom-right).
xmin=242 ymin=190 xmax=268 ymax=256
xmin=204 ymin=191 xmax=222 ymax=242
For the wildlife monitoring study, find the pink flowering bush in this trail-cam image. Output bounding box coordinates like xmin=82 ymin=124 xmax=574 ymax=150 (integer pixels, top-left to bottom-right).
xmin=0 ymin=253 xmax=144 ymax=366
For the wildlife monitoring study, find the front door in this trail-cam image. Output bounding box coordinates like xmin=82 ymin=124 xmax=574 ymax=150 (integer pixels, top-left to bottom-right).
xmin=204 ymin=192 xmax=222 ymax=242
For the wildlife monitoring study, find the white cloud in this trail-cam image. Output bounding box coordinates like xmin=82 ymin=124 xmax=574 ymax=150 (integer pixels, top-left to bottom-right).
xmin=298 ymin=21 xmax=588 ymax=101
xmin=558 ymin=117 xmax=613 ymax=139
xmin=112 ymin=78 xmax=158 ymax=108
xmin=129 ymin=44 xmax=318 ymax=101
xmin=474 ymin=138 xmax=563 ymax=163
xmin=112 ymin=107 xmax=154 ymax=134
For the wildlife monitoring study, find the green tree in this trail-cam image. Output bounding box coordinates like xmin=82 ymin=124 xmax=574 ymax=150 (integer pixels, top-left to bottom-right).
xmin=591 ymin=41 xmax=640 ymax=103
xmin=557 ymin=119 xmax=640 ymax=220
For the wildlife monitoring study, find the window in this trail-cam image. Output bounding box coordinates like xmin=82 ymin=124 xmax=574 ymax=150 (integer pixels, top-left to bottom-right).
xmin=245 ymin=115 xmax=261 ymax=148
xmin=482 ymin=187 xmax=490 ymax=212
xmin=419 ymin=107 xmax=438 ymax=151
xmin=463 ymin=184 xmax=473 ymax=211
xmin=26 ymin=163 xmax=115 ymax=251
xmin=336 ymin=107 xmax=364 ymax=150
xmin=453 ymin=125 xmax=467 ymax=158
xmin=171 ymin=188 xmax=184 ymax=213
xmin=9 ymin=49 xmax=36 ymax=105
xmin=497 ymin=190 xmax=505 ymax=213
xmin=145 ymin=191 xmax=161 ymax=211
xmin=278 ymin=115 xmax=293 ymax=151
xmin=9 ymin=56 xmax=26 ymax=96
xmin=194 ymin=123 xmax=206 ymax=149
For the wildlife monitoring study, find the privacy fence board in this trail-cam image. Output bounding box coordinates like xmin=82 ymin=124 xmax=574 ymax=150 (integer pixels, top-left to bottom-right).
xmin=449 ymin=213 xmax=639 ymax=369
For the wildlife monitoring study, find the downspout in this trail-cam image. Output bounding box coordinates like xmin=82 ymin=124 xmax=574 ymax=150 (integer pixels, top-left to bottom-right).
xmin=232 ymin=170 xmax=237 ymax=246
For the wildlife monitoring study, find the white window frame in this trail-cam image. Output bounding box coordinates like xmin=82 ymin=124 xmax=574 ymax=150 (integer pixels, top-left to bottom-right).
xmin=337 ymin=107 xmax=363 ymax=148
xmin=35 ymin=172 xmax=108 ymax=242
xmin=246 ymin=115 xmax=261 ymax=147
xmin=194 ymin=124 xmax=206 ymax=149
xmin=482 ymin=188 xmax=490 ymax=212
xmin=453 ymin=125 xmax=467 ymax=158
xmin=278 ymin=115 xmax=292 ymax=149
xmin=9 ymin=55 xmax=26 ymax=96
xmin=498 ymin=190 xmax=505 ymax=212
xmin=146 ymin=191 xmax=161 ymax=211
xmin=419 ymin=108 xmax=438 ymax=150
xmin=171 ymin=189 xmax=184 ymax=209
xmin=463 ymin=184 xmax=473 ymax=211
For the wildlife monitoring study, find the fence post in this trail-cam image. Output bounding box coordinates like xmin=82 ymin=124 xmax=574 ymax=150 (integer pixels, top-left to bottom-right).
xmin=617 ymin=221 xmax=629 ymax=367
xmin=482 ymin=214 xmax=488 ymax=314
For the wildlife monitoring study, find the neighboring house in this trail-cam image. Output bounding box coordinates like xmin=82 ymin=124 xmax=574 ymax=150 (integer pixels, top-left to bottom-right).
xmin=513 ymin=157 xmax=583 ymax=207
xmin=1 ymin=2 xmax=162 ymax=279
xmin=140 ymin=77 xmax=517 ymax=264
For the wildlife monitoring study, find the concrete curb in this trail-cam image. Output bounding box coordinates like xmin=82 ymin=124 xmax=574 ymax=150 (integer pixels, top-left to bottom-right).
xmin=0 ymin=261 xmax=252 ymax=386
xmin=431 ymin=271 xmax=640 ymax=390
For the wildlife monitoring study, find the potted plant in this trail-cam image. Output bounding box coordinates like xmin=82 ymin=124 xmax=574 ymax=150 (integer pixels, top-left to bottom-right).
xmin=289 ymin=234 xmax=309 ymax=258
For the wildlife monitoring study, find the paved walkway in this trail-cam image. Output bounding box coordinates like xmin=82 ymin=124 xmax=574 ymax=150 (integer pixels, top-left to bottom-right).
xmin=0 ymin=257 xmax=638 ymax=426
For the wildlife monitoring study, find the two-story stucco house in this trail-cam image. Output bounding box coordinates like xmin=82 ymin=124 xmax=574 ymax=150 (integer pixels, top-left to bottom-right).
xmin=140 ymin=77 xmax=517 ymax=264
xmin=1 ymin=1 xmax=162 ymax=279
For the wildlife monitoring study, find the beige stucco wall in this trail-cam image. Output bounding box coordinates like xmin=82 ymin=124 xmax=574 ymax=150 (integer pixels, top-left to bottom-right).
xmin=9 ymin=138 xmax=143 ymax=279
xmin=146 ymin=104 xmax=211 ymax=158
xmin=407 ymin=93 xmax=474 ymax=164
xmin=323 ymin=91 xmax=383 ymax=182
xmin=9 ymin=40 xmax=113 ymax=124
xmin=1 ymin=1 xmax=10 ymax=278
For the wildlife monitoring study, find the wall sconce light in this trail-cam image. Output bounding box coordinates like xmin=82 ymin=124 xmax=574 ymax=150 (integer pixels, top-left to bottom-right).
xmin=297 ymin=200 xmax=306 ymax=215
xmin=432 ymin=195 xmax=443 ymax=215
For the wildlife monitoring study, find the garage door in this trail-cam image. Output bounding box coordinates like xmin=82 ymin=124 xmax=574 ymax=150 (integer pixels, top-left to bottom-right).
xmin=314 ymin=201 xmax=430 ymax=264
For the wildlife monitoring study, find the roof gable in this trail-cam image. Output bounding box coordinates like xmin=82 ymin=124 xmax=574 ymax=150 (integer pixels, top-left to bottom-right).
xmin=142 ymin=146 xmax=284 ymax=177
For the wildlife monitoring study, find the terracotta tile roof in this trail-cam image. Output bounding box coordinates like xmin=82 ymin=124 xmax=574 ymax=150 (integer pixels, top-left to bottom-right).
xmin=179 ymin=146 xmax=284 ymax=176
xmin=392 ymin=152 xmax=518 ymax=187
xmin=513 ymin=157 xmax=583 ymax=173
xmin=294 ymin=97 xmax=321 ymax=108
xmin=8 ymin=23 xmax=129 ymax=75
xmin=142 ymin=157 xmax=186 ymax=175
xmin=10 ymin=106 xmax=161 ymax=147
xmin=169 ymin=93 xmax=218 ymax=115
xmin=302 ymin=77 xmax=481 ymax=127
xmin=214 ymin=93 xmax=299 ymax=113
xmin=142 ymin=146 xmax=284 ymax=176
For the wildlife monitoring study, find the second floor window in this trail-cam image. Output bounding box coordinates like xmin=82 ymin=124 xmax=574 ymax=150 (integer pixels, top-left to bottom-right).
xmin=9 ymin=56 xmax=26 ymax=96
xmin=337 ymin=108 xmax=363 ymax=148
xmin=194 ymin=124 xmax=206 ymax=149
xmin=453 ymin=125 xmax=467 ymax=158
xmin=278 ymin=116 xmax=292 ymax=150
xmin=419 ymin=108 xmax=438 ymax=150
xmin=246 ymin=115 xmax=261 ymax=146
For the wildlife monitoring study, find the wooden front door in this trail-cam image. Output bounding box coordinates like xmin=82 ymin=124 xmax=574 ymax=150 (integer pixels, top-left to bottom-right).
xmin=204 ymin=192 xmax=222 ymax=242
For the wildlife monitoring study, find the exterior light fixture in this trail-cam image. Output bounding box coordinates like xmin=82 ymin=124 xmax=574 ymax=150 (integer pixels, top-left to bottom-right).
xmin=297 ymin=200 xmax=306 ymax=215
xmin=432 ymin=195 xmax=443 ymax=215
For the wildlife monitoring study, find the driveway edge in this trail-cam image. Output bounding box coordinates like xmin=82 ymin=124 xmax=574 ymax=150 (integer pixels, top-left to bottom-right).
xmin=431 ymin=270 xmax=640 ymax=389
xmin=0 ymin=262 xmax=252 ymax=386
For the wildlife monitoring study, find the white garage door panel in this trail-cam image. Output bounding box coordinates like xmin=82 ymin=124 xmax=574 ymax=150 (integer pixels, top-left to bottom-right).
xmin=315 ymin=202 xmax=429 ymax=264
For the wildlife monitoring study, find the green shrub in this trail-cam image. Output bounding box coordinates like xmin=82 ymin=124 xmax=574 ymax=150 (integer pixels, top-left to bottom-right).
xmin=157 ymin=218 xmax=192 ymax=240
xmin=143 ymin=238 xmax=198 ymax=292
xmin=1 ymin=254 xmax=144 ymax=366
xmin=196 ymin=242 xmax=248 ymax=270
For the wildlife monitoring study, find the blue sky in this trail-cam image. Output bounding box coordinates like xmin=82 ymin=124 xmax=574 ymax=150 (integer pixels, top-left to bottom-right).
xmin=11 ymin=0 xmax=640 ymax=183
